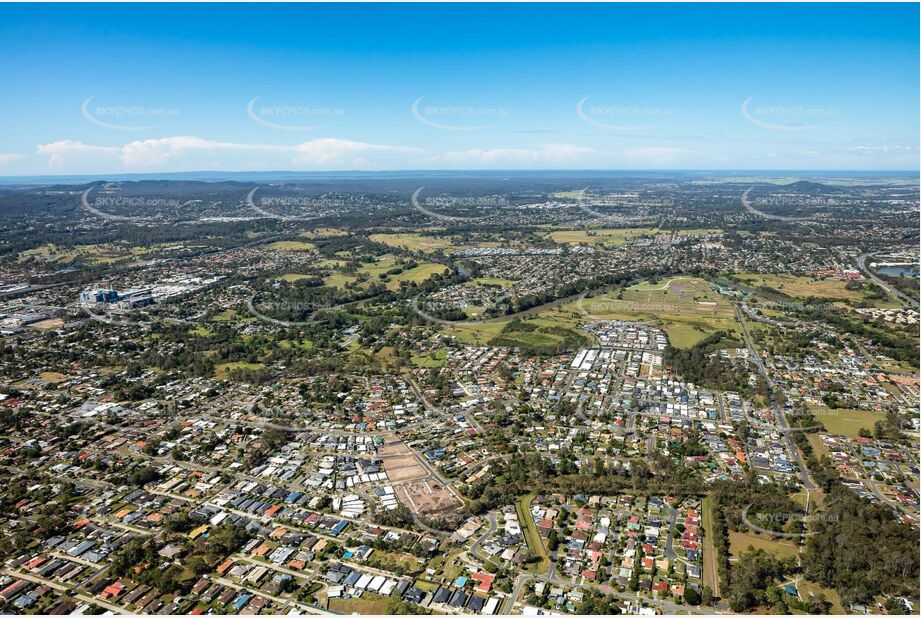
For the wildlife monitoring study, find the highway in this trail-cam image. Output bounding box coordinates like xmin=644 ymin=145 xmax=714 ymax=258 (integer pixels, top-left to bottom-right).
xmin=856 ymin=252 xmax=919 ymax=309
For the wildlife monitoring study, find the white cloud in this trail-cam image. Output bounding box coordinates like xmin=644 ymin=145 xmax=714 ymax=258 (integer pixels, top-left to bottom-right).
xmin=34 ymin=136 xmax=424 ymax=172
xmin=425 ymin=144 xmax=595 ymax=167
xmin=0 ymin=153 xmax=25 ymax=168
xmin=36 ymin=140 xmax=119 ymax=169
xmin=846 ymin=145 xmax=913 ymax=155
xmin=292 ymin=138 xmax=422 ymax=167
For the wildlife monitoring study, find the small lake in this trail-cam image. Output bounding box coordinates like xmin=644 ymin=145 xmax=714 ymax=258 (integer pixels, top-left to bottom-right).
xmin=879 ymin=265 xmax=919 ymax=278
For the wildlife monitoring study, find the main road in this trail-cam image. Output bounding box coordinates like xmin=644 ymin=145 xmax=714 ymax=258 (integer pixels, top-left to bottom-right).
xmin=856 ymin=252 xmax=919 ymax=309
xmin=735 ymin=305 xmax=818 ymax=491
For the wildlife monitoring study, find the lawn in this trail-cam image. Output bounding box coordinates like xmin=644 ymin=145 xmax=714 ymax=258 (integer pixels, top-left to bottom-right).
xmin=808 ymin=406 xmax=887 ymax=439
xmin=729 ymin=531 xmax=799 ymax=560
xmin=798 ymin=579 xmax=845 ymax=614
xmin=328 ymin=596 xmax=390 ymax=614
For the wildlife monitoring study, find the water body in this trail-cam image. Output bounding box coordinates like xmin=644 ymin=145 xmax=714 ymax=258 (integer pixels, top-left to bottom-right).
xmin=879 ymin=265 xmax=919 ymax=278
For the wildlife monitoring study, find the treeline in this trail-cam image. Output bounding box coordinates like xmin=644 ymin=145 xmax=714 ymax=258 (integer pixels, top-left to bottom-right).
xmin=664 ymin=331 xmax=767 ymax=397
xmin=460 ymin=450 xmax=704 ymax=517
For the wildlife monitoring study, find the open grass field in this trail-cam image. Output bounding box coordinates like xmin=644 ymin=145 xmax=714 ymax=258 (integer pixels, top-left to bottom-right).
xmin=806 ymin=434 xmax=831 ymax=459
xmin=545 ymin=227 xmax=660 ymax=248
xmin=383 ymin=263 xmax=449 ymax=290
xmin=412 ymin=348 xmax=448 ymax=368
xmin=299 ymin=227 xmax=347 ymax=239
xmin=729 ymin=531 xmax=800 ymax=560
xmin=516 ymin=494 xmax=550 ymax=574
xmin=278 ymin=273 xmax=314 ymax=282
xmin=808 ymin=406 xmax=887 ymax=439
xmin=437 ymin=321 xmax=507 ymax=345
xmin=328 ymin=596 xmax=390 ymax=615
xmin=265 ymin=240 xmax=316 ymax=251
xmin=545 ymin=228 xmax=718 ymax=249
xmin=214 ymin=361 xmax=264 ymax=379
xmin=211 ymin=308 xmax=239 ymax=322
xmin=322 ymin=273 xmax=358 ymax=289
xmin=17 ymin=242 xmax=189 ymax=266
xmin=466 ymin=277 xmax=516 ymax=288
xmin=734 ymin=273 xmax=898 ymax=307
xmin=701 ymin=496 xmax=720 ymax=597
xmin=369 ymin=232 xmax=456 ymax=253
xmin=562 ymin=277 xmax=739 ymax=348
xmin=321 ymin=254 xmax=447 ymax=291
xmin=39 ymin=371 xmax=68 ymax=383
xmin=29 ymin=317 xmax=65 ymax=330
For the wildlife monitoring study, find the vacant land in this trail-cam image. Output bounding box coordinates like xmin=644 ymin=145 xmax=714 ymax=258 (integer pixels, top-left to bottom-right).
xmin=729 ymin=531 xmax=799 ymax=560
xmin=328 ymin=596 xmax=389 ymax=615
xmin=515 ymin=494 xmax=550 ymax=574
xmin=214 ymin=361 xmax=264 ymax=379
xmin=564 ymin=277 xmax=739 ymax=347
xmin=323 ymin=254 xmax=447 ymax=291
xmin=808 ymin=406 xmax=887 ymax=438
xmin=412 ymin=348 xmax=448 ymax=368
xmin=370 ymin=232 xmax=456 ymax=253
xmin=265 ymin=240 xmax=316 ymax=251
xmin=299 ymin=227 xmax=347 ymax=239
xmin=701 ymin=496 xmax=720 ymax=597
xmin=396 ymin=479 xmax=461 ymax=514
xmin=278 ymin=273 xmax=314 ymax=282
xmin=734 ymin=273 xmax=896 ymax=306
xmin=438 ymin=321 xmax=507 ymax=345
xmin=380 ymin=439 xmax=429 ymax=483
xmin=545 ymin=227 xmax=660 ymax=248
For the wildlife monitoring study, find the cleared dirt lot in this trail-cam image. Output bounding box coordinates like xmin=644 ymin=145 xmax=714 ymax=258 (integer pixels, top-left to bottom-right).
xmin=379 ymin=436 xmax=429 ymax=482
xmin=395 ymin=479 xmax=462 ymax=514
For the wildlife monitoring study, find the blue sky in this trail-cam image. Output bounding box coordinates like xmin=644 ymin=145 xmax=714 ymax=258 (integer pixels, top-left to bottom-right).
xmin=0 ymin=3 xmax=917 ymax=175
